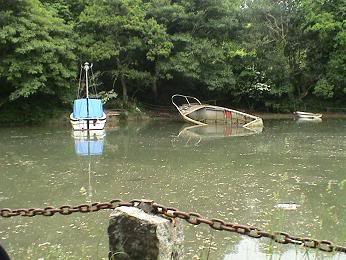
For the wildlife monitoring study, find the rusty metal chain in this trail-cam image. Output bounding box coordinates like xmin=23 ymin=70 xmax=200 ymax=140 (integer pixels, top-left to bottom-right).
xmin=0 ymin=199 xmax=139 ymax=217
xmin=1 ymin=199 xmax=345 ymax=254
xmin=151 ymin=201 xmax=346 ymax=254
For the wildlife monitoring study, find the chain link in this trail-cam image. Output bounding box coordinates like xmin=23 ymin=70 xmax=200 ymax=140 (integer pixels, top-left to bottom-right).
xmin=0 ymin=199 xmax=136 ymax=218
xmin=152 ymin=201 xmax=346 ymax=254
xmin=1 ymin=199 xmax=345 ymax=254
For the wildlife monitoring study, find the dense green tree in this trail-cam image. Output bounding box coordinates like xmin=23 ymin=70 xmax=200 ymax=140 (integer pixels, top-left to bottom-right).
xmin=139 ymin=16 xmax=172 ymax=99
xmin=300 ymin=0 xmax=345 ymax=100
xmin=0 ymin=0 xmax=77 ymax=107
xmin=0 ymin=0 xmax=345 ymax=123
xmin=146 ymin=0 xmax=250 ymax=102
xmin=239 ymin=0 xmax=345 ymax=110
xmin=238 ymin=0 xmax=300 ymax=110
xmin=78 ymin=0 xmax=172 ymax=103
xmin=40 ymin=0 xmax=87 ymax=22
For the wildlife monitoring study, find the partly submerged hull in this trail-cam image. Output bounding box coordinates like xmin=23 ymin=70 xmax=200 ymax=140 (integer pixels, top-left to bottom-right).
xmin=70 ymin=113 xmax=107 ymax=131
xmin=183 ymin=105 xmax=263 ymax=128
xmin=172 ymin=94 xmax=263 ymax=129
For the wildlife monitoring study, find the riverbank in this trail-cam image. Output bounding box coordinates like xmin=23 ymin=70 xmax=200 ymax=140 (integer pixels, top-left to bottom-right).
xmin=5 ymin=109 xmax=344 ymax=128
xmin=146 ymin=110 xmax=346 ymax=120
xmin=256 ymin=112 xmax=346 ymax=119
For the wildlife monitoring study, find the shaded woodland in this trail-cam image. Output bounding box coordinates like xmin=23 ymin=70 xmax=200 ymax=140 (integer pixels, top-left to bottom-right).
xmin=0 ymin=0 xmax=345 ymax=123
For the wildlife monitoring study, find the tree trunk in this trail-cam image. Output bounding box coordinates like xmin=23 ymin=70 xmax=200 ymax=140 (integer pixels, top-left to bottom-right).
xmin=151 ymin=63 xmax=159 ymax=100
xmin=116 ymin=57 xmax=128 ymax=104
xmin=121 ymin=74 xmax=128 ymax=104
xmin=152 ymin=79 xmax=158 ymax=100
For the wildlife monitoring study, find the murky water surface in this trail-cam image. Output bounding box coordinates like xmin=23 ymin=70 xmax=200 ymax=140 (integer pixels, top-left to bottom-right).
xmin=0 ymin=119 xmax=345 ymax=259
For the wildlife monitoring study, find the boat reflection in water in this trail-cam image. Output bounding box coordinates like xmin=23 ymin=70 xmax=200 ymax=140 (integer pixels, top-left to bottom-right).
xmin=177 ymin=124 xmax=263 ymax=146
xmin=296 ymin=117 xmax=322 ymax=124
xmin=72 ymin=130 xmax=105 ymax=202
xmin=293 ymin=111 xmax=322 ymax=124
xmin=73 ymin=130 xmax=105 ymax=156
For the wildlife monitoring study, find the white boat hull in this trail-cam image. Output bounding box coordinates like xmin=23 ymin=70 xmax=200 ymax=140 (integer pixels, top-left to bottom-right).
xmin=70 ymin=113 xmax=106 ymax=131
xmin=294 ymin=111 xmax=322 ymax=119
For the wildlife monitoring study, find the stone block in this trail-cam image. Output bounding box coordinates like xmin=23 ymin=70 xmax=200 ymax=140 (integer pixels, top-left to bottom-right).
xmin=108 ymin=206 xmax=184 ymax=260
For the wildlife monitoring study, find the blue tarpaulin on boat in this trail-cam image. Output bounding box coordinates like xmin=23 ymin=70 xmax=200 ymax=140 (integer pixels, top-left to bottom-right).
xmin=73 ymin=99 xmax=103 ymax=119
xmin=75 ymin=139 xmax=103 ymax=156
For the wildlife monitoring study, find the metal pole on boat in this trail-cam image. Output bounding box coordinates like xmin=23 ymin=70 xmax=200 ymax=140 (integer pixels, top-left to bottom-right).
xmin=84 ymin=62 xmax=90 ymax=99
xmin=84 ymin=62 xmax=90 ymax=129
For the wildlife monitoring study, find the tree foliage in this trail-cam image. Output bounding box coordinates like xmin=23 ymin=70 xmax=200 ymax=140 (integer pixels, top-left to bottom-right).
xmin=300 ymin=0 xmax=346 ymax=99
xmin=0 ymin=0 xmax=345 ymax=122
xmin=78 ymin=0 xmax=172 ymax=102
xmin=0 ymin=0 xmax=76 ymax=105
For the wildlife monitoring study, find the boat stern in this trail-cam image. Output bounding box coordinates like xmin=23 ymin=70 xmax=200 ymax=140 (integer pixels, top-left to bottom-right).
xmin=243 ymin=117 xmax=264 ymax=128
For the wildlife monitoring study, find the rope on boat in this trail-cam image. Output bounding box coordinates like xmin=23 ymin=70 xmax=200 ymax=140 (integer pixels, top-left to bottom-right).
xmin=1 ymin=198 xmax=345 ymax=254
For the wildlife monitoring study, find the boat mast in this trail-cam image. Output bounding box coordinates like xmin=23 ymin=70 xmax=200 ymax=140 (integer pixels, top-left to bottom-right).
xmin=84 ymin=62 xmax=90 ymax=99
xmin=84 ymin=62 xmax=91 ymax=128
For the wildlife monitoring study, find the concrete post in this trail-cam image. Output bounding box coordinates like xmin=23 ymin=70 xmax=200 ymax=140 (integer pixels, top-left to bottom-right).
xmin=108 ymin=205 xmax=184 ymax=260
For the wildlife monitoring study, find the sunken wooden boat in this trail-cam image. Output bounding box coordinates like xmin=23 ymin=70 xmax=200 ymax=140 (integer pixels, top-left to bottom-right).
xmin=172 ymin=94 xmax=263 ymax=129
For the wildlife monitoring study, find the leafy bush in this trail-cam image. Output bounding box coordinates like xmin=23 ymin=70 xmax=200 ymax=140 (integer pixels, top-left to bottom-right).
xmin=313 ymin=78 xmax=334 ymax=99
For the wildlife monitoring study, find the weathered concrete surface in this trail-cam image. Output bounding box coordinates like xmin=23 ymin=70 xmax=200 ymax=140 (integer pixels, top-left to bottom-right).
xmin=108 ymin=206 xmax=184 ymax=260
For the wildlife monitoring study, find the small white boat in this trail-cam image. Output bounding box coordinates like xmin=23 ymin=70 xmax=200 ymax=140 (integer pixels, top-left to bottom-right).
xmin=70 ymin=62 xmax=106 ymax=131
xmin=294 ymin=111 xmax=322 ymax=119
xmin=172 ymin=94 xmax=263 ymax=129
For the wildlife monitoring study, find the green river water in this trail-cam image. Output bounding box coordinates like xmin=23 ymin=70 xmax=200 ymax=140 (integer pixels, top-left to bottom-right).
xmin=0 ymin=119 xmax=345 ymax=259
